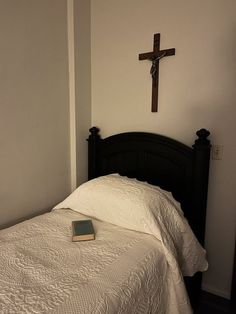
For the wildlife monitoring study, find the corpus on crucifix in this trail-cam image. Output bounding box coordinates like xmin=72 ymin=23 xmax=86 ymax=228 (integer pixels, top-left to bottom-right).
xmin=139 ymin=33 xmax=175 ymax=112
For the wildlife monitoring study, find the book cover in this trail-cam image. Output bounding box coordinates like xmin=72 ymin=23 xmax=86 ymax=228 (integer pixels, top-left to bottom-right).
xmin=72 ymin=219 xmax=95 ymax=242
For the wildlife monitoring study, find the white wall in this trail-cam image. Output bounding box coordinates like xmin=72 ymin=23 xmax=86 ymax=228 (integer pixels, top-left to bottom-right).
xmin=91 ymin=0 xmax=236 ymax=298
xmin=0 ymin=0 xmax=71 ymax=228
xmin=74 ymin=0 xmax=91 ymax=185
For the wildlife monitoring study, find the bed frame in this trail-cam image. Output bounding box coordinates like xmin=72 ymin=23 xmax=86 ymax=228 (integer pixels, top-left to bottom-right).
xmin=87 ymin=126 xmax=211 ymax=305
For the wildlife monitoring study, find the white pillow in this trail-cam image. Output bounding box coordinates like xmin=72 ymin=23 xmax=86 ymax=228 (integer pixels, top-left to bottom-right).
xmin=54 ymin=174 xmax=208 ymax=277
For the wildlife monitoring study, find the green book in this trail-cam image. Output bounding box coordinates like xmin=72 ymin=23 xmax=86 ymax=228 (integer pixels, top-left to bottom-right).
xmin=72 ymin=219 xmax=95 ymax=242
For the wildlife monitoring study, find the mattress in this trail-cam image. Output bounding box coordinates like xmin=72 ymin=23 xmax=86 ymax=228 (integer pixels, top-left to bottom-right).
xmin=0 ymin=208 xmax=192 ymax=314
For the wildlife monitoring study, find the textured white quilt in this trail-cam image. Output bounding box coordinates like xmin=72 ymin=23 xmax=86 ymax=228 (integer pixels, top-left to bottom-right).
xmin=0 ymin=209 xmax=193 ymax=314
xmin=55 ymin=175 xmax=208 ymax=283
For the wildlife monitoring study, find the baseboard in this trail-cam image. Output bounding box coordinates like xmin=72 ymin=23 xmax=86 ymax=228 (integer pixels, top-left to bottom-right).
xmin=202 ymin=283 xmax=230 ymax=300
xmin=196 ymin=290 xmax=234 ymax=314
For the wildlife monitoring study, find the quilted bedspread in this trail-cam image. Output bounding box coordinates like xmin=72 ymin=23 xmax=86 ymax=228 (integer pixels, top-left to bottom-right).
xmin=0 ymin=209 xmax=193 ymax=314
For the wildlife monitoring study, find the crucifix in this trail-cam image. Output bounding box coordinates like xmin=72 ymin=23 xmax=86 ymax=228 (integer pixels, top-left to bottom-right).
xmin=139 ymin=33 xmax=175 ymax=112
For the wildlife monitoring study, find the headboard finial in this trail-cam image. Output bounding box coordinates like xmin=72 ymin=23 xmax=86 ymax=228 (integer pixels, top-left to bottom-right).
xmin=89 ymin=127 xmax=100 ymax=140
xmin=89 ymin=126 xmax=100 ymax=135
xmin=195 ymin=128 xmax=211 ymax=147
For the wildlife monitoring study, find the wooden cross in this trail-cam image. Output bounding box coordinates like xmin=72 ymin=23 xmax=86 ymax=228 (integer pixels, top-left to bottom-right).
xmin=139 ymin=33 xmax=175 ymax=112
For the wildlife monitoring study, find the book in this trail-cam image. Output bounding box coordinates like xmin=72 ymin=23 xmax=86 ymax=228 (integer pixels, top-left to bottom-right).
xmin=72 ymin=219 xmax=95 ymax=242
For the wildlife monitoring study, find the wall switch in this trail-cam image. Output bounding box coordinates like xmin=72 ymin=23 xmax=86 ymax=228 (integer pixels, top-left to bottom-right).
xmin=212 ymin=145 xmax=223 ymax=160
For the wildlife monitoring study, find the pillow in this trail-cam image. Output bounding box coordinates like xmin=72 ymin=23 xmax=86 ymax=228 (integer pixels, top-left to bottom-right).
xmin=54 ymin=174 xmax=208 ymax=278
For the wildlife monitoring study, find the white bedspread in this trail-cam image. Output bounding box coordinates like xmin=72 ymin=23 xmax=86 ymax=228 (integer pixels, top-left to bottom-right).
xmin=0 ymin=209 xmax=192 ymax=314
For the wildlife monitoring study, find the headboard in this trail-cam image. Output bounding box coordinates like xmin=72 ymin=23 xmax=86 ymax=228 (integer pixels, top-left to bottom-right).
xmin=87 ymin=126 xmax=211 ymax=304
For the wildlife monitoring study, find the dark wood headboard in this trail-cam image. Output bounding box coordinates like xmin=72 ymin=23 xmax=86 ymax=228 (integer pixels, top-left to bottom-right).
xmin=87 ymin=126 xmax=211 ymax=304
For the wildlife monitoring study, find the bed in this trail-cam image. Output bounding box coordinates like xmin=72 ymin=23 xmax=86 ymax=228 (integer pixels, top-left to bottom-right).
xmin=87 ymin=127 xmax=211 ymax=305
xmin=0 ymin=127 xmax=211 ymax=314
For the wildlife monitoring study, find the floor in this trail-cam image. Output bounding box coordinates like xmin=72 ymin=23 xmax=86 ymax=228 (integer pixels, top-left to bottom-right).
xmin=194 ymin=291 xmax=235 ymax=314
